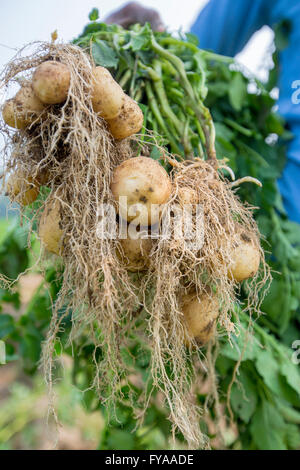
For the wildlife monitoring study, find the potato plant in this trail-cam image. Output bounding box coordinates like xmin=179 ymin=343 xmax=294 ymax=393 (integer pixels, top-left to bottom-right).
xmin=0 ymin=12 xmax=299 ymax=450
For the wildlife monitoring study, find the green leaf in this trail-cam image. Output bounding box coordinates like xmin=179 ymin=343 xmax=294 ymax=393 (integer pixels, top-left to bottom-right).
xmin=266 ymin=113 xmax=285 ymax=136
xmin=285 ymin=423 xmax=300 ymax=449
xmin=261 ymin=278 xmax=291 ymax=324
xmin=228 ymin=73 xmax=247 ymax=111
xmin=230 ymin=370 xmax=258 ymax=423
xmin=0 ymin=218 xmax=17 ymax=245
xmin=255 ymin=349 xmax=282 ymax=396
xmin=214 ymin=122 xmax=235 ymax=141
xmin=150 ymin=146 xmax=163 ymax=161
xmin=0 ymin=224 xmax=31 ymax=281
xmin=0 ymin=314 xmax=15 ymax=339
xmin=185 ymin=32 xmax=199 ymax=46
xmin=282 ymin=219 xmax=300 ymax=245
xmin=0 ymin=289 xmax=20 ymax=309
xmin=124 ymin=27 xmax=151 ymax=52
xmin=236 ymin=141 xmax=268 ymax=167
xmin=251 ymin=400 xmax=287 ymax=450
xmin=215 ymin=136 xmax=237 ymax=160
xmin=279 ymin=358 xmax=300 ymax=397
xmin=207 ymin=81 xmax=228 ymax=98
xmin=88 ymin=8 xmax=99 ymax=22
xmin=91 ymin=39 xmax=118 ymax=68
xmin=106 ymin=429 xmax=136 ymax=450
xmin=276 ymin=399 xmax=300 ymax=424
xmin=221 ymin=329 xmax=258 ymax=362
xmin=20 ymin=331 xmax=43 ymax=372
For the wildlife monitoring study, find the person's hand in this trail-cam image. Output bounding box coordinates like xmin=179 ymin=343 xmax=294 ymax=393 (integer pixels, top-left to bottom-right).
xmin=105 ymin=2 xmax=165 ymax=31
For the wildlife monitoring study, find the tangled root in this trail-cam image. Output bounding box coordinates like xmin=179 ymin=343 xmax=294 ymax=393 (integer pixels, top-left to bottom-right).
xmin=138 ymin=156 xmax=271 ymax=447
xmin=0 ymin=42 xmax=271 ymax=449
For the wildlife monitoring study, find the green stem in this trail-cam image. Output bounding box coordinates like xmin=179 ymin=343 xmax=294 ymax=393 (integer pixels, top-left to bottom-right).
xmin=194 ymin=116 xmax=206 ymax=145
xmin=151 ymin=35 xmax=195 ymax=100
xmin=130 ymin=57 xmax=138 ymax=97
xmin=118 ymin=69 xmax=132 ymax=89
xmin=159 ymin=37 xmax=199 ymax=53
xmin=183 ymin=117 xmax=193 ymax=157
xmin=151 ymin=35 xmax=217 ymax=162
xmin=224 ymin=118 xmax=253 ymax=137
xmin=140 ymin=60 xmax=182 ymax=135
xmin=152 ymin=61 xmax=184 ymax=135
xmin=134 ymin=86 xmax=143 ymax=103
xmin=145 ymin=82 xmax=181 ymax=154
xmin=167 ymin=87 xmax=184 ymax=99
xmin=189 ymin=100 xmax=217 ymax=161
xmin=197 ymin=142 xmax=205 ymax=159
xmin=159 ymin=37 xmax=234 ymax=63
xmin=161 ymin=59 xmax=178 ymax=77
xmin=139 ymin=61 xmax=181 ymax=140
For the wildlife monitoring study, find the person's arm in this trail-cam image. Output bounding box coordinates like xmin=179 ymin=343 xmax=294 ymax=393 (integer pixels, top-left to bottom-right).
xmin=191 ymin=0 xmax=272 ymax=56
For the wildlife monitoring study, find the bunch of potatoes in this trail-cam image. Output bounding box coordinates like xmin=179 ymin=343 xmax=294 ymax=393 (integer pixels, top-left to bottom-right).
xmin=2 ymin=61 xmax=260 ymax=347
xmin=3 ymin=61 xmax=143 ymax=135
xmin=110 ymin=156 xmax=260 ymax=345
xmin=54 ymin=150 xmax=256 ymax=346
xmin=3 ymin=60 xmax=144 ymax=206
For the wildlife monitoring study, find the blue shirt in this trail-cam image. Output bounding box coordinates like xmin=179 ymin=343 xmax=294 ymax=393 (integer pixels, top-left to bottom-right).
xmin=191 ymin=0 xmax=300 ymax=223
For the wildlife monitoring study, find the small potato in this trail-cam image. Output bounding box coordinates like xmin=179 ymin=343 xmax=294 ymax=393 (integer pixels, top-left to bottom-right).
xmin=2 ymin=84 xmax=45 ymax=129
xmin=15 ymin=84 xmax=46 ymax=113
xmin=91 ymin=66 xmax=125 ymax=120
xmin=39 ymin=198 xmax=64 ymax=255
xmin=181 ymin=291 xmax=219 ymax=346
xmin=111 ymin=156 xmax=172 ymax=226
xmin=6 ymin=171 xmax=40 ymax=206
xmin=117 ymin=234 xmax=152 ymax=272
xmin=229 ymin=230 xmax=260 ymax=282
xmin=2 ymin=100 xmax=28 ymax=130
xmin=33 ymin=61 xmax=71 ymax=104
xmin=107 ymin=95 xmax=144 ymax=140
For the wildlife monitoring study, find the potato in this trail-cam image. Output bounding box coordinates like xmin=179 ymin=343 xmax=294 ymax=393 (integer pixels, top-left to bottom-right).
xmin=117 ymin=234 xmax=152 ymax=272
xmin=111 ymin=156 xmax=172 ymax=226
xmin=2 ymin=100 xmax=27 ymax=130
xmin=2 ymin=84 xmax=45 ymax=129
xmin=91 ymin=66 xmax=125 ymax=120
xmin=39 ymin=198 xmax=64 ymax=255
xmin=229 ymin=230 xmax=260 ymax=282
xmin=33 ymin=61 xmax=71 ymax=104
xmin=107 ymin=95 xmax=144 ymax=140
xmin=181 ymin=291 xmax=219 ymax=346
xmin=15 ymin=84 xmax=46 ymax=113
xmin=6 ymin=171 xmax=40 ymax=206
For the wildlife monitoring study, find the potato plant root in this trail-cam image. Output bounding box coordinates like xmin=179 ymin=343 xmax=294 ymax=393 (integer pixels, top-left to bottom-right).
xmin=0 ymin=42 xmax=271 ymax=450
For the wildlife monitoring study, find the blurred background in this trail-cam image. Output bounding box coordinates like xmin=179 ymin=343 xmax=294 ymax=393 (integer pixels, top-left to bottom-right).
xmin=0 ymin=0 xmax=274 ymax=81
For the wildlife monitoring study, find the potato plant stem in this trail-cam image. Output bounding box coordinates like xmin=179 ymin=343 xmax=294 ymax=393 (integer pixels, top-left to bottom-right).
xmin=159 ymin=37 xmax=234 ymax=63
xmin=119 ymin=69 xmax=132 ymax=89
xmin=145 ymin=82 xmax=181 ymax=154
xmin=151 ymin=35 xmax=217 ymax=162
